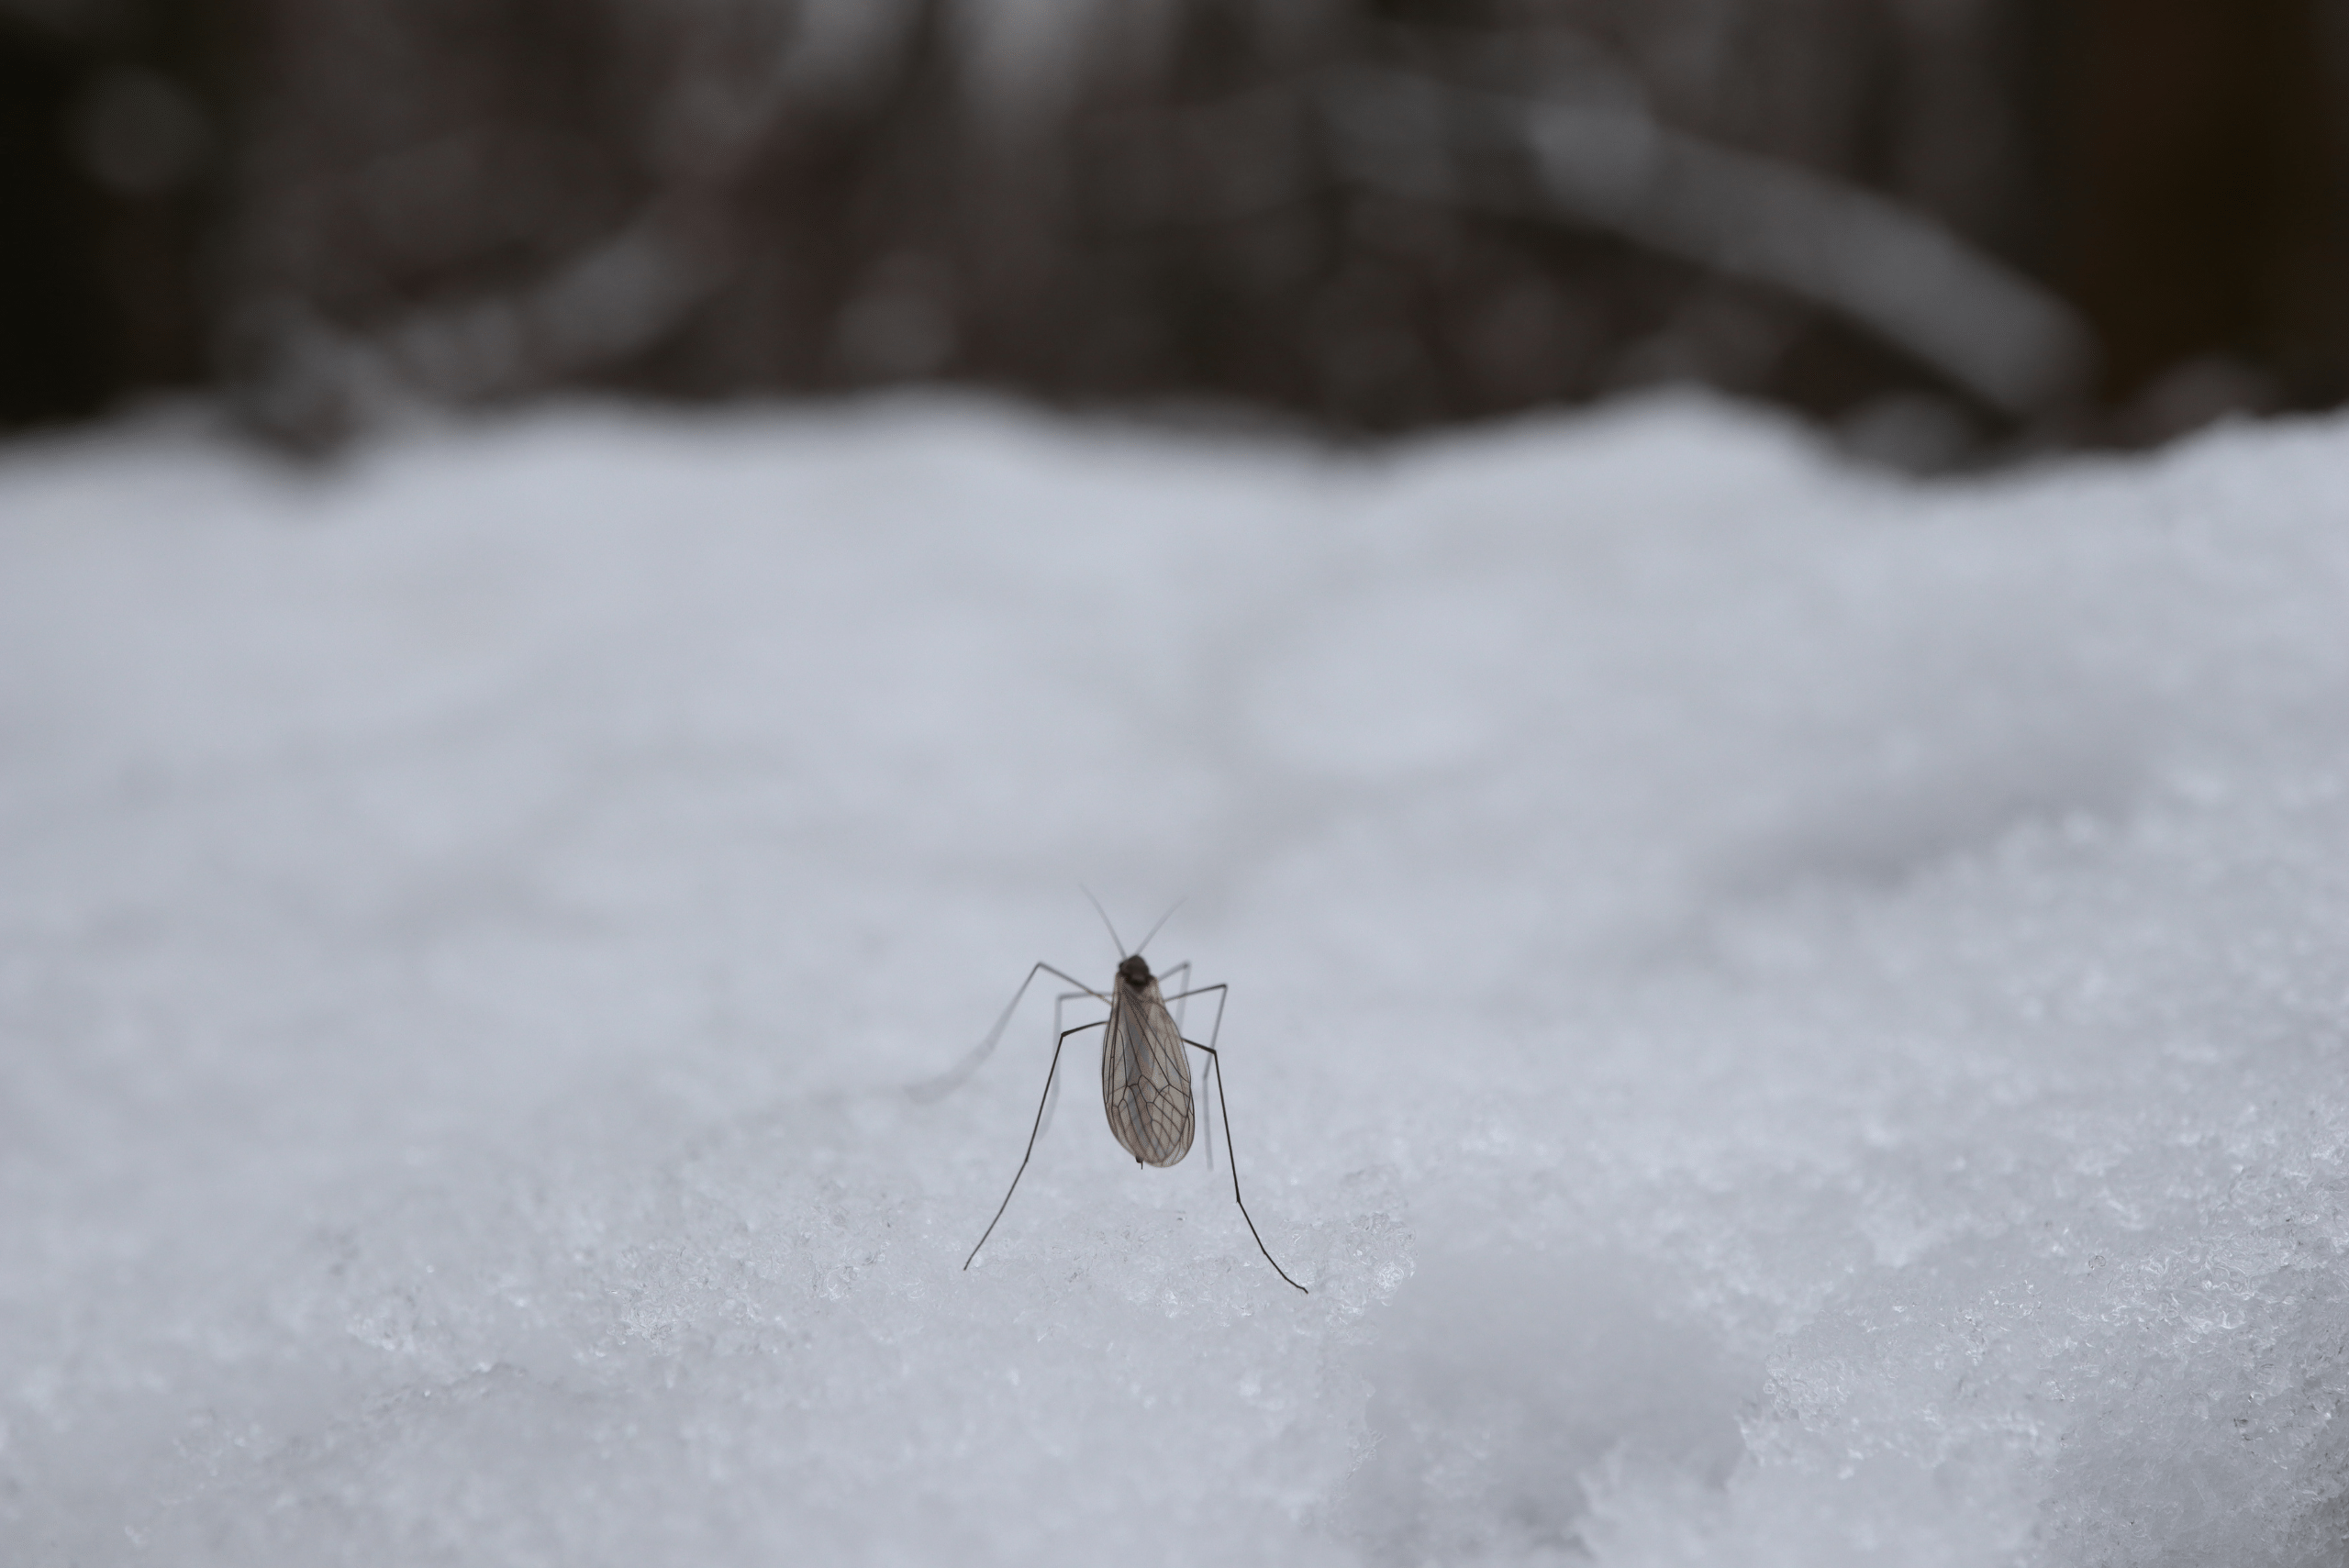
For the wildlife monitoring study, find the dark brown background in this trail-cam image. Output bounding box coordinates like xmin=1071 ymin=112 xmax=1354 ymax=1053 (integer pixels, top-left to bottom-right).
xmin=5 ymin=0 xmax=2344 ymax=463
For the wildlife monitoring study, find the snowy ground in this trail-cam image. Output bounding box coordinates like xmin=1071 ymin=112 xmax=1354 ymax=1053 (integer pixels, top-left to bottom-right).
xmin=4 ymin=392 xmax=2347 ymax=1567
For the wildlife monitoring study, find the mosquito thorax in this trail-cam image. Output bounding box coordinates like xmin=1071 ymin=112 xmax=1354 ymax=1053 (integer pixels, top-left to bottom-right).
xmin=1117 ymin=954 xmax=1152 ymax=987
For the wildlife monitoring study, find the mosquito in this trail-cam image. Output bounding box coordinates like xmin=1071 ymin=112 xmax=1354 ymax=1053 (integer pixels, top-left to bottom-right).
xmin=914 ymin=896 xmax=1308 ymax=1293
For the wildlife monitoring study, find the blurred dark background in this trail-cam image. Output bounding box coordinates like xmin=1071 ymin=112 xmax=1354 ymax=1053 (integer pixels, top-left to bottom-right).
xmin=6 ymin=0 xmax=2346 ymax=464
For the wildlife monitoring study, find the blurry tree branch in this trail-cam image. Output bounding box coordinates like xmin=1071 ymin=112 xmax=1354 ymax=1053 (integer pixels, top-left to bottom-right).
xmin=13 ymin=0 xmax=2328 ymax=453
xmin=1319 ymin=65 xmax=2094 ymax=418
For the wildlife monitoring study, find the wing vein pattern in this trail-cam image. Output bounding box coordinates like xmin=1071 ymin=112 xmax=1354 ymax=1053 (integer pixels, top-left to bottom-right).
xmin=1103 ymin=981 xmax=1195 ymax=1167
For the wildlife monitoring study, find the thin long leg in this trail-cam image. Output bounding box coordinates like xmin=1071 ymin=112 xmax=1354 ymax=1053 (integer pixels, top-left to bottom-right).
xmin=1183 ymin=1035 xmax=1308 ymax=1294
xmin=1155 ymin=985 xmax=1230 ymax=1145
xmin=1161 ymin=982 xmax=1226 ymax=1029
xmin=1041 ymin=989 xmax=1098 ymax=1137
xmin=1199 ymin=985 xmax=1229 ymax=1171
xmin=1156 ymin=963 xmax=1195 ymax=1156
xmin=1161 ymin=982 xmax=1224 ymax=1168
xmin=1158 ymin=963 xmax=1193 ymax=1027
xmin=964 ymin=1018 xmax=1107 ymax=1271
xmin=1052 ymin=990 xmax=1097 ymax=1043
xmin=907 ymin=962 xmax=1105 ymax=1103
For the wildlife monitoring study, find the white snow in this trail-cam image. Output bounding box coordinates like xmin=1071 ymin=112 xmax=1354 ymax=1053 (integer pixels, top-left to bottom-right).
xmin=4 ymin=392 xmax=2347 ymax=1567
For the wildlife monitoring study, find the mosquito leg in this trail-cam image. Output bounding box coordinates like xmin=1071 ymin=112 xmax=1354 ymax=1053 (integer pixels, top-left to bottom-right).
xmin=1161 ymin=982 xmax=1226 ymax=1040
xmin=1183 ymin=1034 xmax=1308 ymax=1293
xmin=907 ymin=961 xmax=1104 ymax=1103
xmin=966 ymin=1018 xmax=1107 ymax=1270
xmin=1154 ymin=963 xmax=1196 ymax=1160
xmin=1200 ymin=984 xmax=1228 ymax=1170
xmin=1158 ymin=963 xmax=1193 ymax=1027
xmin=1161 ymin=980 xmax=1222 ymax=1169
xmin=1041 ymin=989 xmax=1096 ymax=1138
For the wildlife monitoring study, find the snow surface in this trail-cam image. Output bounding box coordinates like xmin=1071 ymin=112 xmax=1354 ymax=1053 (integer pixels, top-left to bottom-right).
xmin=4 ymin=393 xmax=2348 ymax=1567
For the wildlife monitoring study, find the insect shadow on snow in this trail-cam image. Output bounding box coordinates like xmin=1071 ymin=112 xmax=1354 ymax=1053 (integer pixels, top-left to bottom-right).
xmin=908 ymin=895 xmax=1308 ymax=1292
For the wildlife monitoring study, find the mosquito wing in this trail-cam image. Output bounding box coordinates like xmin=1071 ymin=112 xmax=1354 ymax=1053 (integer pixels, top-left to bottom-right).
xmin=1102 ymin=984 xmax=1195 ymax=1167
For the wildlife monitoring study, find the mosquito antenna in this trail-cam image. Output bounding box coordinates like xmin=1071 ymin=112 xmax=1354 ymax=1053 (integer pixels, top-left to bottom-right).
xmin=1080 ymin=884 xmax=1125 ymax=957
xmin=1133 ymin=898 xmax=1186 ymax=957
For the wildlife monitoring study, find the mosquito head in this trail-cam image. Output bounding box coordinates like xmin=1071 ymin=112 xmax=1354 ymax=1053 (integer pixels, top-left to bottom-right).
xmin=1117 ymin=953 xmax=1153 ymax=988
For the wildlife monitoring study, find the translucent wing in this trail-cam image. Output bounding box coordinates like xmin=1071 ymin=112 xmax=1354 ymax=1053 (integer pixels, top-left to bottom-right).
xmin=1101 ymin=979 xmax=1195 ymax=1167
